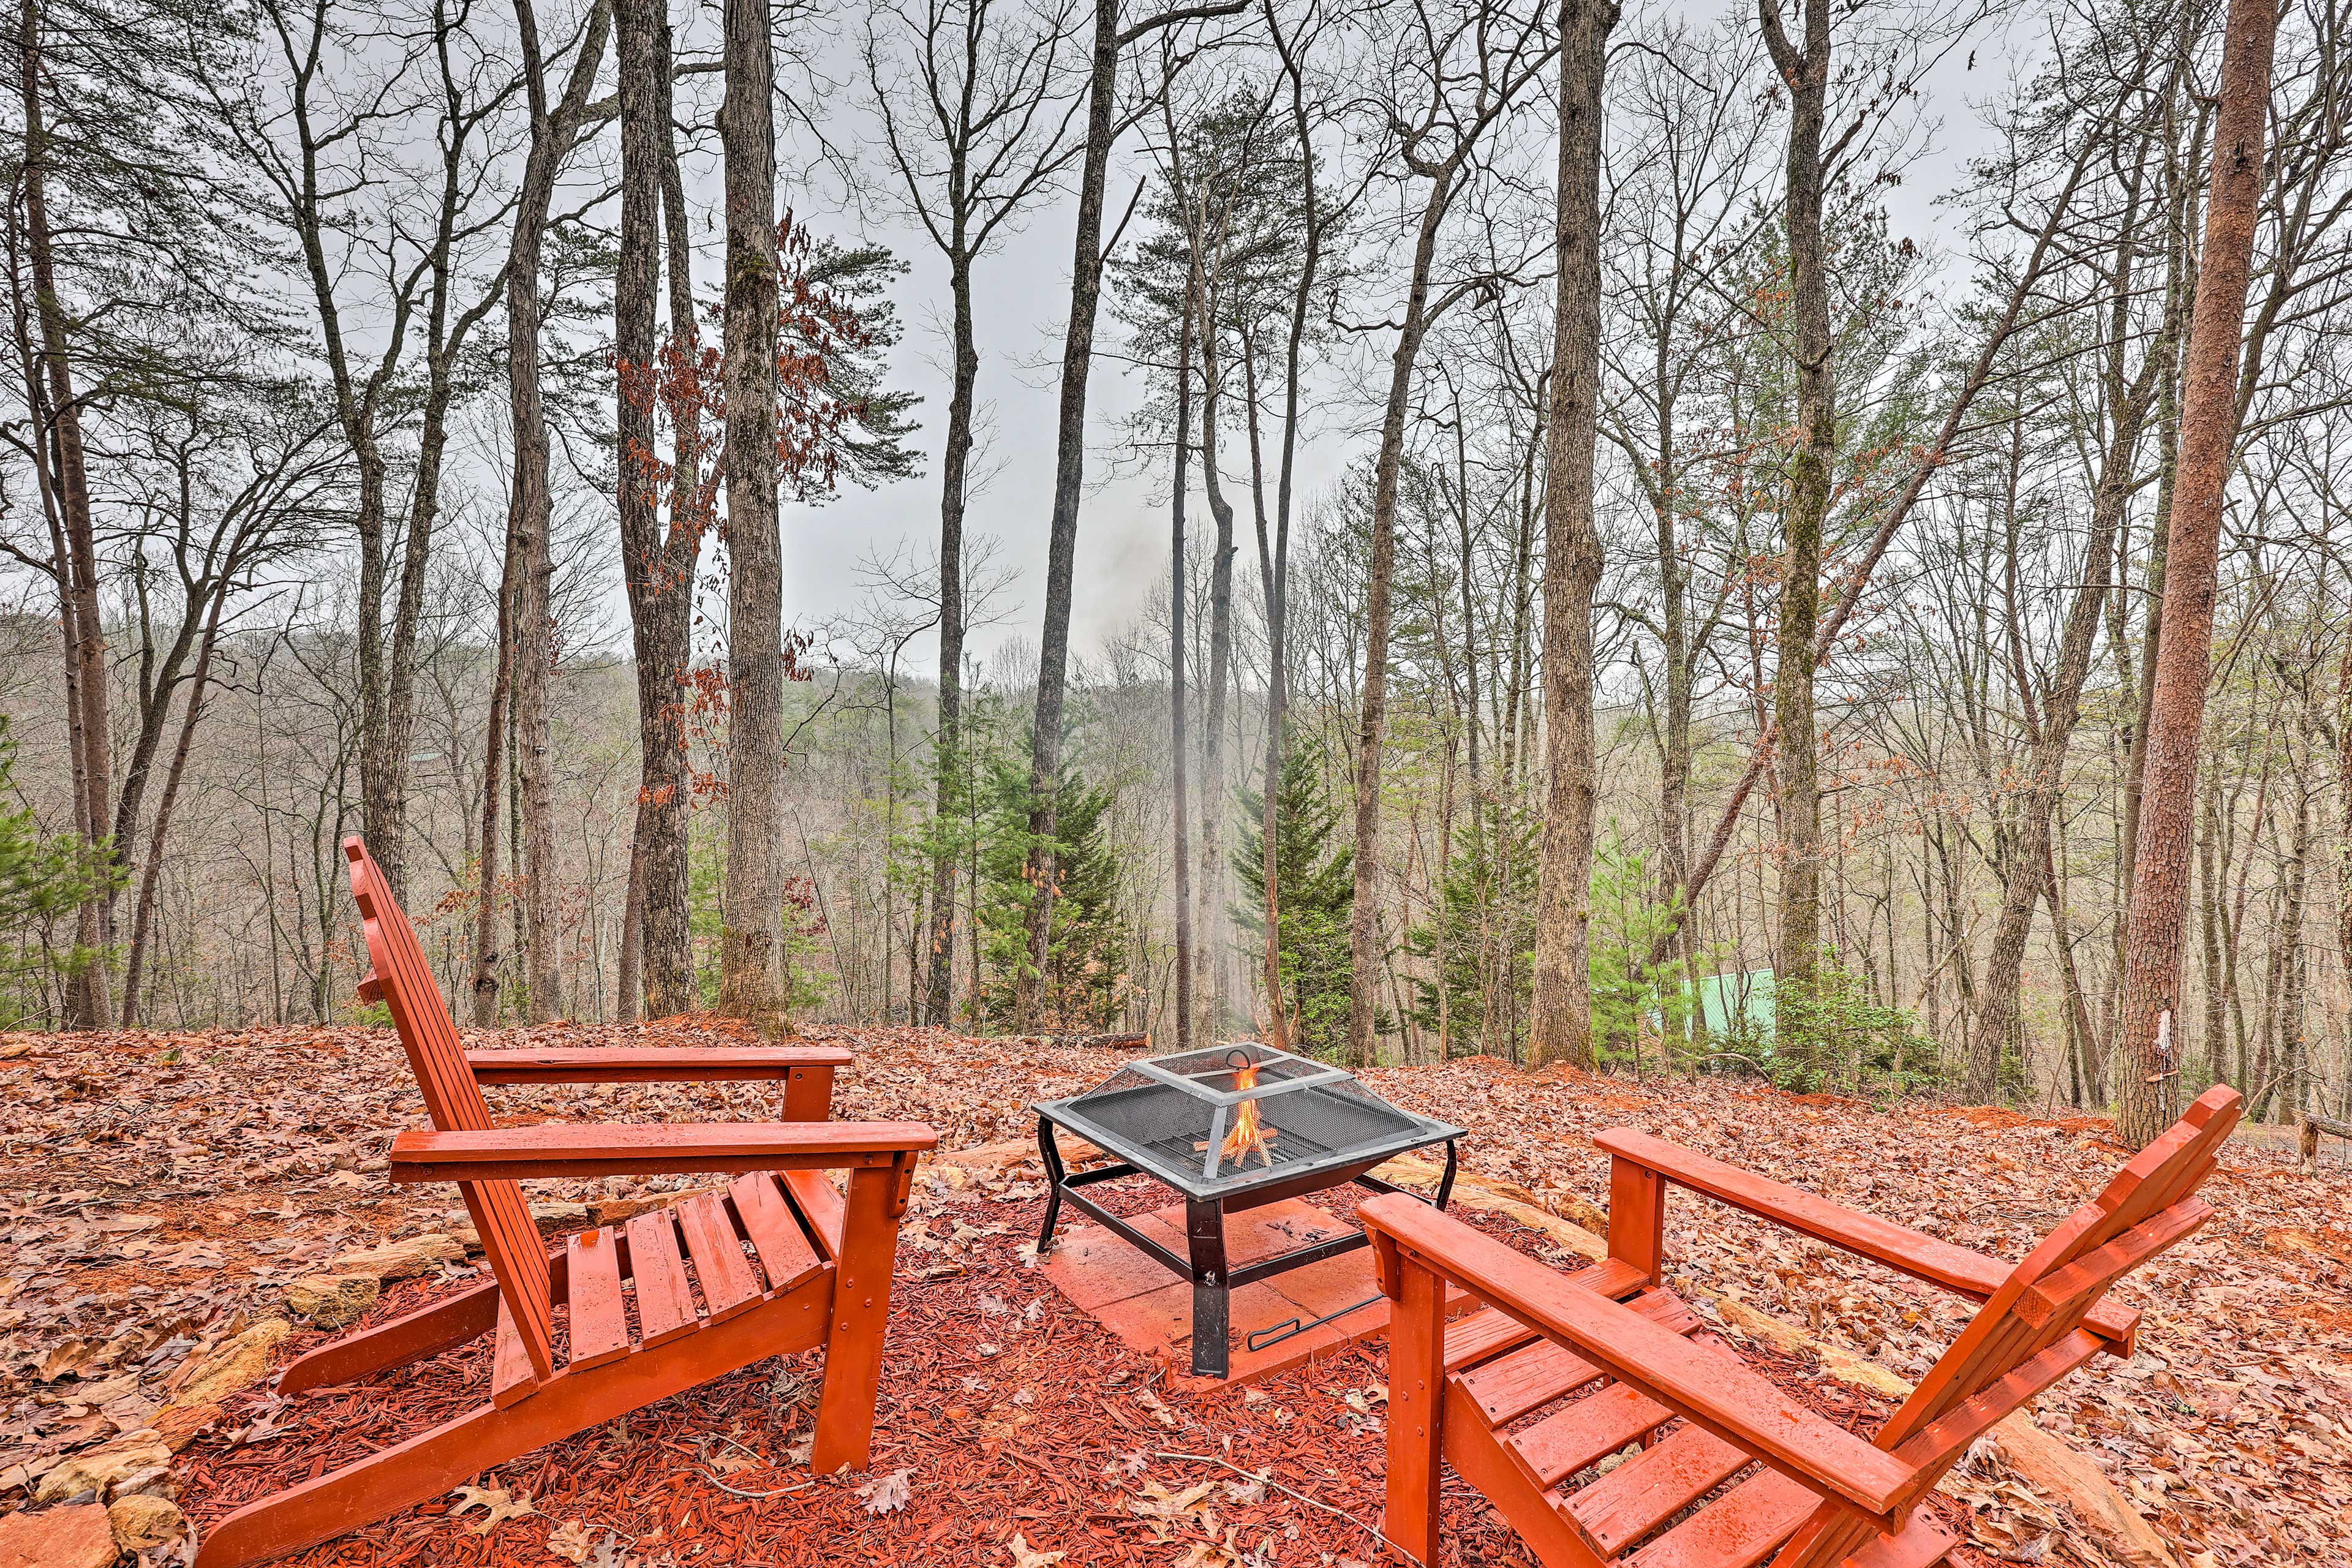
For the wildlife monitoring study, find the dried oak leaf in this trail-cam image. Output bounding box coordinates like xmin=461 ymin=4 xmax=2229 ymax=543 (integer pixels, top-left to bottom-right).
xmin=855 ymin=1466 xmax=914 ymax=1515
xmin=447 ymin=1483 xmax=536 ymax=1534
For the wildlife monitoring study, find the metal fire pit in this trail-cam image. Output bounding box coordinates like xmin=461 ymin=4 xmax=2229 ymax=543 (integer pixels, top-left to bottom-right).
xmin=1033 ymin=1042 xmax=1462 ymax=1377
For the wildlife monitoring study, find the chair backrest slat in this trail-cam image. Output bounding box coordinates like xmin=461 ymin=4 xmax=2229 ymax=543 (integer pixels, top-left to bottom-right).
xmin=1772 ymin=1085 xmax=2241 ymax=1568
xmin=344 ymin=837 xmax=557 ymax=1382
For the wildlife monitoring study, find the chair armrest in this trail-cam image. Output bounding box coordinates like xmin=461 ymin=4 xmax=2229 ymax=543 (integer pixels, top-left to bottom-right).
xmin=390 ymin=1120 xmax=937 ymax=1183
xmin=1596 ymin=1129 xmax=2005 ymax=1294
xmin=1361 ymin=1193 xmax=1914 ymax=1522
xmin=465 ymin=1046 xmax=851 ymax=1083
xmin=1594 ymin=1128 xmax=2139 ymax=1346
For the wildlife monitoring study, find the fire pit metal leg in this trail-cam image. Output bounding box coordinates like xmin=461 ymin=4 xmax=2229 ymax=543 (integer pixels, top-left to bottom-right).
xmin=1183 ymin=1197 xmax=1231 ymax=1379
xmin=1036 ymin=1120 xmax=1068 ymax=1254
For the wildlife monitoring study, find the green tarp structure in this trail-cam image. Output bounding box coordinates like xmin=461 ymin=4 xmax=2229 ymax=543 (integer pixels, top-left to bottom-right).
xmin=1659 ymin=968 xmax=1776 ymax=1040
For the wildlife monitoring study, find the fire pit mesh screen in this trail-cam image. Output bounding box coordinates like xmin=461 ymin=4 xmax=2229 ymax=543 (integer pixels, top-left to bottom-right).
xmin=1059 ymin=1042 xmax=1434 ymax=1185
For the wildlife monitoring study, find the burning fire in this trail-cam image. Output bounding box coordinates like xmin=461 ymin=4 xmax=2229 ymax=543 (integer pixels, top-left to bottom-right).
xmin=1218 ymin=1058 xmax=1277 ymax=1167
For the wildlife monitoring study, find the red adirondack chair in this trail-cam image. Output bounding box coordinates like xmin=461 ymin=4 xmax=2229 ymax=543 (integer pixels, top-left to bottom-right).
xmin=1362 ymin=1086 xmax=2242 ymax=1568
xmin=195 ymin=837 xmax=939 ymax=1568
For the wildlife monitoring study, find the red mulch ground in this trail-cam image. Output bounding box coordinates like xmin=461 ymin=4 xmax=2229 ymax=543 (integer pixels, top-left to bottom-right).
xmin=8 ymin=1019 xmax=2348 ymax=1566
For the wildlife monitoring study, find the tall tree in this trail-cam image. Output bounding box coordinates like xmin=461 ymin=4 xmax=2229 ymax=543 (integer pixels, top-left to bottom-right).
xmin=1527 ymin=0 xmax=1615 ymax=1069
xmin=615 ymin=0 xmax=699 ymax=1020
xmin=717 ymin=0 xmax=785 ymax=1025
xmin=2116 ymin=0 xmax=2282 ymax=1146
xmin=1756 ymin=0 xmax=1834 ymax=1013
xmin=1013 ymin=0 xmax=1245 ymax=1028
xmin=1253 ymin=0 xmax=1345 ymax=1053
xmin=1343 ymin=0 xmax=1552 ymax=1068
xmin=1963 ymin=32 xmax=2191 ymax=1099
xmin=504 ymin=0 xmax=612 ymax=1022
xmin=10 ymin=0 xmax=111 ymax=1025
xmin=864 ymin=0 xmax=1084 ymax=1025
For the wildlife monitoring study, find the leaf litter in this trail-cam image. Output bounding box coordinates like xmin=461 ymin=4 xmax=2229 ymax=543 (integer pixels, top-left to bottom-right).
xmin=2 ymin=1019 xmax=2344 ymax=1564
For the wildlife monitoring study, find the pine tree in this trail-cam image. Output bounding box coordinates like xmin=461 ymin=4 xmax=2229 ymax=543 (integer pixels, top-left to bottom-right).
xmin=1232 ymin=739 xmax=1353 ymax=1058
xmin=978 ymin=750 xmax=1131 ymax=1030
xmin=0 ymin=719 xmax=122 ymax=1022
xmin=1586 ymin=832 xmax=1689 ymax=1064
xmin=1408 ymin=804 xmax=1537 ymax=1059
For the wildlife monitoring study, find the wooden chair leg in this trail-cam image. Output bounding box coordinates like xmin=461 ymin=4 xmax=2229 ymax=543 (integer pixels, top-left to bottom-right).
xmin=1384 ymin=1257 xmax=1447 ymax=1565
xmin=809 ymin=1159 xmax=905 ymax=1473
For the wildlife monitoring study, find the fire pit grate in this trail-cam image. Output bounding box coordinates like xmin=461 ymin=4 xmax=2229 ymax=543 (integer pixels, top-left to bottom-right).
xmin=1034 ymin=1042 xmax=1462 ymax=1377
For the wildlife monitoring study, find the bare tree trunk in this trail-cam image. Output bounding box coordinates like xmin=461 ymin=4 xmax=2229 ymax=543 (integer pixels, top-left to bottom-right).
xmin=1254 ymin=0 xmax=1327 ymax=1057
xmin=717 ymin=0 xmax=785 ymax=1027
xmin=1528 ymin=0 xmax=1614 ymax=1070
xmin=927 ymin=249 xmax=976 ymax=1025
xmin=121 ymin=588 xmax=227 ymax=1026
xmin=616 ymin=0 xmax=695 ymax=1020
xmin=1016 ymin=0 xmax=1121 ymax=1028
xmin=505 ymin=0 xmax=611 ymax=1022
xmin=645 ymin=21 xmax=701 ymax=1017
xmin=1170 ymin=274 xmax=1196 ymax=1054
xmin=1344 ymin=172 xmax=1455 ymax=1068
xmin=17 ymin=0 xmax=112 ymax=1027
xmin=1965 ymin=349 xmax=2162 ymax=1096
xmin=616 ymin=0 xmax=660 ymax=1027
xmin=472 ymin=522 xmax=520 ymax=1025
xmin=1197 ymin=308 xmax=1238 ymax=1039
xmin=2116 ymin=0 xmax=2279 ymax=1147
xmin=1017 ymin=0 xmax=1243 ymax=1027
xmin=1758 ymin=0 xmax=1831 ymax=1025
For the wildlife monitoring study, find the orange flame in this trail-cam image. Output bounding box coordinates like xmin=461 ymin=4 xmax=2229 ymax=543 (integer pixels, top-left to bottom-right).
xmin=1219 ymin=1060 xmax=1275 ymax=1167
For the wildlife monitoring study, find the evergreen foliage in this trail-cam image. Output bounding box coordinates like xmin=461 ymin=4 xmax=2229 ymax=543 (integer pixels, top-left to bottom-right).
xmin=0 ymin=720 xmax=123 ymax=1020
xmin=1587 ymin=831 xmax=1689 ymax=1063
xmin=1406 ymin=803 xmax=1536 ymax=1058
xmin=976 ymin=747 xmax=1131 ymax=1030
xmin=1232 ymin=737 xmax=1354 ymax=1058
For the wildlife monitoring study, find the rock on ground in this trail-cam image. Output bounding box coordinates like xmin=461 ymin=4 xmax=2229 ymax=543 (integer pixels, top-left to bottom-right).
xmin=0 ymin=1502 xmax=117 ymax=1568
xmin=165 ymin=1321 xmax=290 ymax=1408
xmin=327 ymin=1234 xmax=462 ymax=1281
xmin=108 ymin=1494 xmax=187 ymax=1553
xmin=32 ymin=1434 xmax=171 ymax=1506
xmin=284 ymin=1272 xmax=380 ymax=1327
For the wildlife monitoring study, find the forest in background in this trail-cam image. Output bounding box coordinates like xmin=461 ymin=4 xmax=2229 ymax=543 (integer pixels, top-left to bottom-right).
xmin=2 ymin=0 xmax=2346 ymax=1138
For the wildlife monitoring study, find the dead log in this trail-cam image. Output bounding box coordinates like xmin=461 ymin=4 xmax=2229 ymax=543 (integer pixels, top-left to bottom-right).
xmin=2302 ymin=1110 xmax=2352 ymax=1171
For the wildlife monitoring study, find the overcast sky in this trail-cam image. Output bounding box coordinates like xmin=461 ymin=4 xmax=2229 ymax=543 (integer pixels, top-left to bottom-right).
xmin=699 ymin=0 xmax=2025 ymax=680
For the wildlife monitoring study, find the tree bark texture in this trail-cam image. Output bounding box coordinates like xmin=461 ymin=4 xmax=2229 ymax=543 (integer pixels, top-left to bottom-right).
xmin=18 ymin=0 xmax=113 ymax=1026
xmin=1345 ymin=169 xmax=1456 ymax=1069
xmin=929 ymin=252 xmax=976 ymax=1026
xmin=717 ymin=0 xmax=786 ymax=1026
xmin=2116 ymin=0 xmax=2278 ymax=1148
xmin=1017 ymin=0 xmax=1121 ymax=1028
xmin=472 ymin=521 xmax=521 ymax=1024
xmin=1758 ymin=0 xmax=1830 ymax=1013
xmin=504 ymin=0 xmax=611 ymax=1022
xmin=1527 ymin=0 xmax=1615 ymax=1071
xmin=616 ymin=0 xmax=693 ymax=1019
xmin=1170 ymin=273 xmax=1196 ymax=1054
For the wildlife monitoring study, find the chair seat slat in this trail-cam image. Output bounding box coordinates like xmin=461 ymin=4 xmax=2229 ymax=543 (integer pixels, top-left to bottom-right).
xmin=566 ymin=1228 xmax=630 ymax=1370
xmin=1507 ymin=1380 xmax=1676 ymax=1490
xmin=1621 ymin=1468 xmax=1817 ymax=1568
xmin=1566 ymin=1420 xmax=1754 ymax=1557
xmin=778 ymin=1169 xmax=845 ymax=1259
xmin=677 ymin=1191 xmax=762 ymax=1321
xmin=731 ymin=1174 xmax=823 ymax=1292
xmin=625 ymin=1212 xmax=701 ymax=1346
